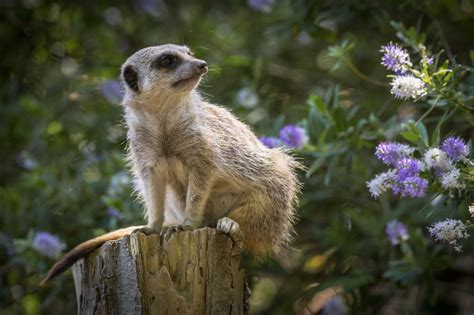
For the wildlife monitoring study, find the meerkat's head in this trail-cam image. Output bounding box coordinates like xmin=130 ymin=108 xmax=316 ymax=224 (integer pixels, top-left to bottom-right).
xmin=120 ymin=44 xmax=208 ymax=104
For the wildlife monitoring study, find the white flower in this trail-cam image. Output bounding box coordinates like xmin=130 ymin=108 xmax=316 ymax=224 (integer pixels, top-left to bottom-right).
xmin=367 ymin=169 xmax=396 ymax=198
xmin=398 ymin=144 xmax=416 ymax=158
xmin=439 ymin=167 xmax=465 ymax=190
xmin=469 ymin=204 xmax=474 ymax=218
xmin=428 ymin=219 xmax=469 ymax=252
xmin=424 ymin=148 xmax=452 ymax=171
xmin=390 ymin=75 xmax=427 ymax=100
xmin=236 ymin=88 xmax=258 ymax=108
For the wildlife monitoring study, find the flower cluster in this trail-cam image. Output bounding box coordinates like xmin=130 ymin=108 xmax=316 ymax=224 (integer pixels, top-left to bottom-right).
xmin=385 ymin=220 xmax=409 ymax=245
xmin=424 ymin=137 xmax=469 ymax=192
xmin=428 ymin=219 xmax=470 ymax=252
xmin=442 ymin=137 xmax=469 ymax=162
xmin=390 ymin=75 xmax=427 ymax=100
xmin=32 ymin=231 xmax=66 ymax=259
xmin=380 ymin=42 xmax=427 ymax=100
xmin=380 ymin=42 xmax=412 ymax=73
xmin=260 ymin=124 xmax=308 ymax=149
xmin=368 ymin=137 xmax=470 ymax=199
xmin=375 ymin=142 xmax=414 ymax=166
xmin=368 ymin=142 xmax=427 ymax=198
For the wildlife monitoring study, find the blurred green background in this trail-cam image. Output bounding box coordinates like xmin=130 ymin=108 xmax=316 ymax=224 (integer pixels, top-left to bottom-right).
xmin=1 ymin=0 xmax=473 ymax=314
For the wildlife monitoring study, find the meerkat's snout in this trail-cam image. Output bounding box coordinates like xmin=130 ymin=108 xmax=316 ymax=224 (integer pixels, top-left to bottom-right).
xmin=194 ymin=60 xmax=208 ymax=74
xmin=170 ymin=57 xmax=208 ymax=90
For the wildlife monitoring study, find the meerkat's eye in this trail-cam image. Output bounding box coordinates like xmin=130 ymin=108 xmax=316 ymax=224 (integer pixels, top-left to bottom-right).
xmin=159 ymin=55 xmax=178 ymax=68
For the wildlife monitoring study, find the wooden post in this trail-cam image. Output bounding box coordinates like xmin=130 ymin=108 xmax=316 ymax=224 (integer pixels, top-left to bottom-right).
xmin=71 ymin=228 xmax=249 ymax=315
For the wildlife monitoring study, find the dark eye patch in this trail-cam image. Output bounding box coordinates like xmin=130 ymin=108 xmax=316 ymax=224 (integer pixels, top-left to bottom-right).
xmin=152 ymin=53 xmax=180 ymax=69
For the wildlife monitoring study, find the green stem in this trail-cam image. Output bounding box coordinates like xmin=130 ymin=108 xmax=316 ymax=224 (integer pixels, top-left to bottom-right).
xmin=342 ymin=57 xmax=389 ymax=87
xmin=435 ymin=106 xmax=457 ymax=130
xmin=416 ymin=95 xmax=441 ymax=125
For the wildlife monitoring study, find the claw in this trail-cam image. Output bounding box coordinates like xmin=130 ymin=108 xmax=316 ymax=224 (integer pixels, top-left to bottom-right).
xmin=216 ymin=217 xmax=245 ymax=255
xmin=131 ymin=226 xmax=159 ymax=236
xmin=160 ymin=224 xmax=193 ymax=242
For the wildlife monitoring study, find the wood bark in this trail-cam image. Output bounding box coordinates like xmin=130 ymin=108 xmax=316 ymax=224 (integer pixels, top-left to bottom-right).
xmin=72 ymin=228 xmax=249 ymax=315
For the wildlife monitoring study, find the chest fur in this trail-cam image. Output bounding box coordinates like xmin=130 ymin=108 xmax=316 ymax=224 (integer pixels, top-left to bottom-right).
xmin=127 ymin=109 xmax=199 ymax=161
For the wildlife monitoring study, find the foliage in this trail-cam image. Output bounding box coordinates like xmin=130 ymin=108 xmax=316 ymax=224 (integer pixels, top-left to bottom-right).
xmin=1 ymin=1 xmax=473 ymax=314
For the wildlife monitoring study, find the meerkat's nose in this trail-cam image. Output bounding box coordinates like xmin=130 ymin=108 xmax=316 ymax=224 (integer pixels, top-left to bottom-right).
xmin=195 ymin=61 xmax=208 ymax=74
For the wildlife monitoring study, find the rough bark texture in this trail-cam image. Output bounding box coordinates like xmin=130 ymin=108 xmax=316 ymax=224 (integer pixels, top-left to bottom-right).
xmin=72 ymin=228 xmax=248 ymax=315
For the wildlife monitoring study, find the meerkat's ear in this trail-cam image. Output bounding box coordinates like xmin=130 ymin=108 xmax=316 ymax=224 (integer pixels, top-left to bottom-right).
xmin=122 ymin=65 xmax=139 ymax=93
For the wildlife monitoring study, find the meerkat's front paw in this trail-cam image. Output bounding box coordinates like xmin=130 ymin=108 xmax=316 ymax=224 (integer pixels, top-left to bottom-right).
xmin=216 ymin=217 xmax=245 ymax=255
xmin=132 ymin=226 xmax=159 ymax=236
xmin=160 ymin=224 xmax=193 ymax=241
xmin=161 ymin=224 xmax=193 ymax=234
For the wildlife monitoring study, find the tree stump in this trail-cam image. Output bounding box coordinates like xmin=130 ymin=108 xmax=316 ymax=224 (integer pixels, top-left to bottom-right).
xmin=71 ymin=228 xmax=249 ymax=315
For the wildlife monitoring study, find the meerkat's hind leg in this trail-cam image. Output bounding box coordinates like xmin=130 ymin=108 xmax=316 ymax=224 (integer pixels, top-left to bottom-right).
xmin=217 ymin=217 xmax=245 ymax=255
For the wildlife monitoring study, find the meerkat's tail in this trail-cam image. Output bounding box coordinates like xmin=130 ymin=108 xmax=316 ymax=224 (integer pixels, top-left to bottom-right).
xmin=39 ymin=225 xmax=144 ymax=286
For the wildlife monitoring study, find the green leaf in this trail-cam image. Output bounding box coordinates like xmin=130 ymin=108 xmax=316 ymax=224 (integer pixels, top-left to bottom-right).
xmin=431 ymin=127 xmax=440 ymax=146
xmin=225 ymin=54 xmax=251 ymax=66
xmin=400 ymin=122 xmax=421 ymax=144
xmin=330 ymin=84 xmax=340 ymax=109
xmin=308 ymin=94 xmax=330 ymax=118
xmin=308 ymin=106 xmax=323 ymax=141
xmin=333 ymin=107 xmax=348 ymax=132
xmin=400 ymin=130 xmax=419 ymax=144
xmin=324 ymin=155 xmax=339 ymax=186
xmin=22 ymin=294 xmax=40 ymax=315
xmin=432 ymin=69 xmax=452 ymax=77
xmin=46 ymin=121 xmax=63 ymax=136
xmin=416 ymin=122 xmax=429 ymax=148
xmin=306 ymin=156 xmax=328 ymax=178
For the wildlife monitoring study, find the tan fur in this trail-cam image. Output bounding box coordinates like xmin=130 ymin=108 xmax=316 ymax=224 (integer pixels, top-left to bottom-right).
xmin=41 ymin=44 xmax=301 ymax=284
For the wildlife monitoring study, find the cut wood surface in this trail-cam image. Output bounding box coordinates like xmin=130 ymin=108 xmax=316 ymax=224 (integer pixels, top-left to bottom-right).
xmin=72 ymin=228 xmax=249 ymax=315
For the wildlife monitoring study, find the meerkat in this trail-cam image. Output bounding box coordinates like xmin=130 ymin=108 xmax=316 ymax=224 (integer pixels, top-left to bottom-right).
xmin=40 ymin=44 xmax=301 ymax=285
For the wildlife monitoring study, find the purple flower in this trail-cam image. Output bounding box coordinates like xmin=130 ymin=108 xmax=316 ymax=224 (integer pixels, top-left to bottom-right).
xmin=375 ymin=142 xmax=414 ymax=166
xmin=380 ymin=42 xmax=412 ymax=73
xmin=107 ymin=207 xmax=122 ymax=218
xmin=260 ymin=137 xmax=282 ymax=149
xmin=385 ymin=220 xmax=409 ymax=245
xmin=279 ymin=125 xmax=308 ymax=149
xmin=32 ymin=232 xmax=66 ymax=259
xmin=396 ymin=158 xmax=422 ymax=181
xmin=322 ymin=295 xmax=348 ymax=315
xmin=247 ymin=0 xmax=273 ymax=12
xmin=392 ymin=176 xmax=428 ymax=198
xmin=441 ymin=137 xmax=469 ymax=161
xmin=135 ymin=0 xmax=163 ymax=16
xmin=426 ymin=56 xmax=434 ymax=65
xmin=100 ymin=80 xmax=124 ymax=104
